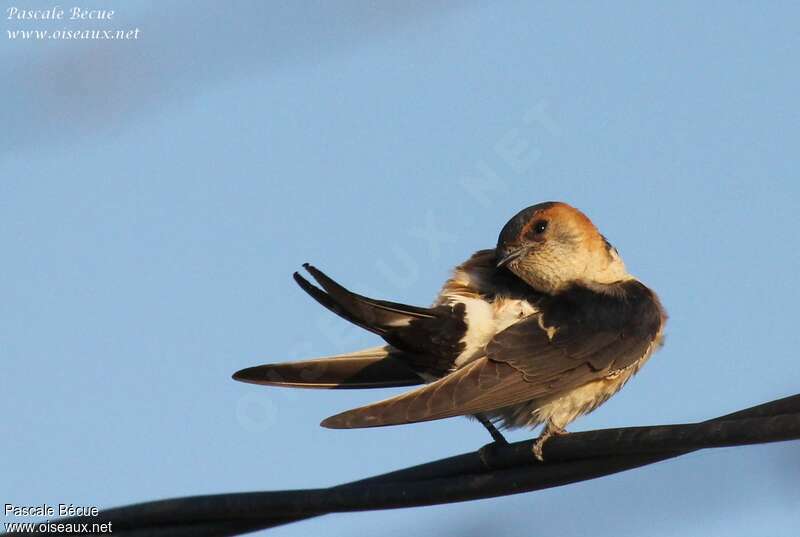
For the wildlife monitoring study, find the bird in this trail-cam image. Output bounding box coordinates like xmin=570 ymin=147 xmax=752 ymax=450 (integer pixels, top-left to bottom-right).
xmin=233 ymin=201 xmax=667 ymax=460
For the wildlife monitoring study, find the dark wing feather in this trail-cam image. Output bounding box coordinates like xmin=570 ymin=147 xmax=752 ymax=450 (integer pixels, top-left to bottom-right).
xmin=321 ymin=280 xmax=665 ymax=429
xmin=233 ymin=347 xmax=425 ymax=389
xmin=294 ymin=264 xmax=434 ymax=338
xmin=294 ymin=264 xmax=467 ymax=377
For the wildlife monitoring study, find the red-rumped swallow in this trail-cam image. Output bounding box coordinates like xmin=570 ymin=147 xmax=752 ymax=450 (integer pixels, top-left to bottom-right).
xmin=234 ymin=202 xmax=667 ymax=459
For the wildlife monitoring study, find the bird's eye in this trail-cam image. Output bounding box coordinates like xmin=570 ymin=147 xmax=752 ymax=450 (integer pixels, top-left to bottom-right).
xmin=533 ymin=220 xmax=548 ymax=234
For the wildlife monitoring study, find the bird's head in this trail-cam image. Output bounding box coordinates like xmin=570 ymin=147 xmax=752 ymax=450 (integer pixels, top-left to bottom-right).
xmin=496 ymin=202 xmax=631 ymax=294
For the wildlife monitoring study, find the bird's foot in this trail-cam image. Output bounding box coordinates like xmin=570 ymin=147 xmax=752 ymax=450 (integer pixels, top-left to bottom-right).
xmin=474 ymin=413 xmax=508 ymax=444
xmin=531 ymin=425 xmax=567 ymax=462
xmin=474 ymin=413 xmax=512 ymax=468
xmin=478 ymin=437 xmax=509 ymax=468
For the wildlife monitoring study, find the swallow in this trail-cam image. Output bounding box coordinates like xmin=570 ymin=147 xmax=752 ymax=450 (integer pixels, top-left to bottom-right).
xmin=234 ymin=202 xmax=667 ymax=460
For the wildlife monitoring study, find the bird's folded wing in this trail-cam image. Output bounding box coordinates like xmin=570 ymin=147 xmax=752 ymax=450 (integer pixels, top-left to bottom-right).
xmin=321 ymin=282 xmax=665 ymax=429
xmin=321 ymin=356 xmax=540 ymax=428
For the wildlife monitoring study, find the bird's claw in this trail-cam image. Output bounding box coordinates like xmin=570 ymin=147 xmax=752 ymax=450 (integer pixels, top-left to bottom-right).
xmin=531 ymin=425 xmax=567 ymax=462
xmin=532 ymin=438 xmax=546 ymax=462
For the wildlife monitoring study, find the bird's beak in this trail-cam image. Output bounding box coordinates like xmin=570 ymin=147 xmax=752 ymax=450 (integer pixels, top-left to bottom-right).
xmin=496 ymin=247 xmax=527 ymax=268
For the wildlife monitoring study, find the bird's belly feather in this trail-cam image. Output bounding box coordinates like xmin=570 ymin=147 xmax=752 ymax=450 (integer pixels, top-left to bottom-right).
xmin=487 ymin=366 xmax=640 ymax=430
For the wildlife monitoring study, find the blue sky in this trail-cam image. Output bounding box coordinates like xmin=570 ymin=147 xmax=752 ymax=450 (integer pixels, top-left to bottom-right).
xmin=2 ymin=2 xmax=799 ymax=535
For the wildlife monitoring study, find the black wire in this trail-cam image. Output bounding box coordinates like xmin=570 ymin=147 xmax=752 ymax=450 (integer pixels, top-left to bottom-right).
xmin=5 ymin=394 xmax=799 ymax=537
